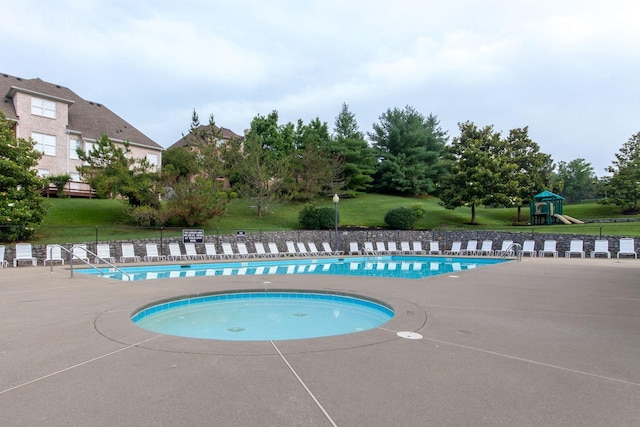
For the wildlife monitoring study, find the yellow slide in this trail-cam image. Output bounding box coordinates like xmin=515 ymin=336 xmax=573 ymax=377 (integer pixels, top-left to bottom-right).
xmin=553 ymin=214 xmax=584 ymax=224
xmin=561 ymin=214 xmax=585 ymax=224
xmin=553 ymin=214 xmax=571 ymax=224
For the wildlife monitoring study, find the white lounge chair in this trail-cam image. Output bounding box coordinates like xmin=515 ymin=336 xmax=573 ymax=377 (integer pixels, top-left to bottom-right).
xmin=307 ymin=242 xmax=321 ymax=256
xmin=168 ymin=243 xmax=189 ymax=261
xmin=221 ymin=242 xmax=236 ymax=258
xmin=284 ymin=241 xmax=299 ymax=256
xmin=375 ymin=242 xmax=387 ymax=254
xmin=185 ymin=243 xmax=205 ymax=260
xmin=538 ymin=240 xmax=558 ymax=257
xmin=521 ymin=240 xmax=536 ymax=257
xmin=363 ymin=242 xmax=377 ymax=255
xmin=144 ymin=243 xmax=166 ymax=262
xmin=428 ymin=241 xmax=441 ymax=255
xmin=43 ymin=244 xmax=65 ymax=265
xmin=460 ymin=240 xmax=478 ymax=256
xmin=120 ymin=243 xmax=141 ymax=262
xmin=0 ymin=245 xmax=8 ymax=268
xmin=565 ymin=240 xmax=585 ymax=258
xmin=95 ymin=243 xmax=116 ymax=264
xmin=617 ymin=238 xmax=637 ymax=259
xmin=412 ymin=241 xmax=424 ymax=254
xmin=13 ymin=243 xmax=38 ymax=267
xmin=204 ymin=243 xmax=221 ymax=259
xmin=296 ymin=242 xmax=311 ymax=256
xmin=349 ymin=242 xmax=360 ymax=255
xmin=236 ymin=242 xmax=254 ymax=258
xmin=494 ymin=240 xmax=514 ymax=257
xmin=323 ymin=242 xmax=343 ymax=255
xmin=444 ymin=241 xmax=462 ymax=255
xmin=476 ymin=240 xmax=494 ymax=256
xmin=591 ymin=240 xmax=611 ymax=258
xmin=268 ymin=242 xmax=281 ymax=257
xmin=72 ymin=244 xmax=90 ymax=264
xmin=400 ymin=241 xmax=413 ymax=254
xmin=254 ymin=242 xmax=269 ymax=258
xmin=387 ymin=242 xmax=399 ymax=254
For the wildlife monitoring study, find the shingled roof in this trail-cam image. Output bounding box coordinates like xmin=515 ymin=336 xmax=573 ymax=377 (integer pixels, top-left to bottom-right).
xmin=0 ymin=72 xmax=161 ymax=150
xmin=169 ymin=124 xmax=244 ymax=149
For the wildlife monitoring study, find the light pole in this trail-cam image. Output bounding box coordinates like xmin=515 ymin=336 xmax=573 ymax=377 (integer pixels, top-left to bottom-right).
xmin=333 ymin=194 xmax=340 ymax=251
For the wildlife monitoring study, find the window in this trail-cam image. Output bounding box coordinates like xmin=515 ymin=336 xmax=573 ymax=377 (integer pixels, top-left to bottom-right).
xmin=146 ymin=153 xmax=158 ymax=166
xmin=70 ymin=139 xmax=80 ymax=160
xmin=32 ymin=132 xmax=56 ymax=156
xmin=38 ymin=169 xmax=50 ymax=177
xmin=70 ymin=173 xmax=81 ymax=182
xmin=31 ymin=97 xmax=56 ymax=118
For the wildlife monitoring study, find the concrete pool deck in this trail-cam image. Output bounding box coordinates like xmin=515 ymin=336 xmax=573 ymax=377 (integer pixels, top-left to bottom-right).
xmin=1 ymin=257 xmax=639 ymax=426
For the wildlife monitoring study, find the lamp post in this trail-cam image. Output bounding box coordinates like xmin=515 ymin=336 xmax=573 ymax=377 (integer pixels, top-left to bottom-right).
xmin=333 ymin=194 xmax=340 ymax=251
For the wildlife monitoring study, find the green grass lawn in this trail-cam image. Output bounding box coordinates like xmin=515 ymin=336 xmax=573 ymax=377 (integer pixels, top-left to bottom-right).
xmin=32 ymin=195 xmax=640 ymax=244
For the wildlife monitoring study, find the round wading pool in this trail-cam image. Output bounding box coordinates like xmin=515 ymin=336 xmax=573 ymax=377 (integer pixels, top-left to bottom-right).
xmin=132 ymin=291 xmax=394 ymax=341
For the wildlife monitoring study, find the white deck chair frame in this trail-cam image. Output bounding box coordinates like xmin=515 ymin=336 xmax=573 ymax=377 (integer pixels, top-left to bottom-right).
xmin=72 ymin=244 xmax=90 ymax=264
xmin=538 ymin=240 xmax=558 ymax=257
xmin=120 ymin=243 xmax=141 ymax=262
xmin=428 ymin=241 xmax=441 ymax=255
xmin=14 ymin=243 xmax=38 ymax=267
xmin=494 ymin=240 xmax=514 ymax=257
xmin=617 ymin=238 xmax=637 ymax=259
xmin=0 ymin=245 xmax=9 ymax=268
xmin=144 ymin=243 xmax=166 ymax=262
xmin=590 ymin=240 xmax=611 ymax=258
xmin=43 ymin=244 xmax=65 ymax=265
xmin=95 ymin=243 xmax=116 ymax=264
xmin=460 ymin=240 xmax=478 ymax=256
xmin=521 ymin=240 xmax=536 ymax=257
xmin=564 ymin=240 xmax=585 ymax=258
xmin=444 ymin=241 xmax=462 ymax=255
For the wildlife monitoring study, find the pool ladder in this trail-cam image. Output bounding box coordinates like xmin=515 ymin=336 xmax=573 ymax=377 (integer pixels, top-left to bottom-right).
xmin=501 ymin=243 xmax=522 ymax=262
xmin=48 ymin=244 xmax=131 ymax=280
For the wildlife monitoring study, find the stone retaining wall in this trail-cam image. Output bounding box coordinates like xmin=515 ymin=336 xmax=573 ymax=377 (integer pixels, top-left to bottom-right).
xmin=3 ymin=229 xmax=637 ymax=265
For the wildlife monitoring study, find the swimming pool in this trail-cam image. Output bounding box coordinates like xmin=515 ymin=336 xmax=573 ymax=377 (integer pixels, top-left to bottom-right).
xmin=77 ymin=256 xmax=507 ymax=281
xmin=132 ymin=290 xmax=395 ymax=341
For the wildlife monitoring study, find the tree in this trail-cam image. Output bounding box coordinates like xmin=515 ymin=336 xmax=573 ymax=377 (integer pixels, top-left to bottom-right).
xmin=439 ymin=122 xmax=510 ymax=224
xmin=553 ymin=158 xmax=596 ymax=203
xmin=369 ymin=106 xmax=448 ymax=196
xmin=164 ymin=177 xmax=228 ymax=226
xmin=161 ymin=146 xmax=199 ymax=182
xmin=601 ymin=132 xmax=640 ymax=213
xmin=503 ymin=127 xmax=553 ymax=221
xmin=235 ymin=112 xmax=293 ymax=217
xmin=292 ymin=118 xmax=344 ymax=200
xmin=76 ymin=134 xmax=160 ymax=207
xmin=331 ymin=103 xmax=376 ymax=192
xmin=0 ymin=111 xmax=48 ymax=242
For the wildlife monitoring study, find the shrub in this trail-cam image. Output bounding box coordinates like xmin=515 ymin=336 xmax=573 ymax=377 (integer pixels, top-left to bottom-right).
xmin=298 ymin=204 xmax=337 ymax=229
xmin=384 ymin=207 xmax=418 ymax=230
xmin=49 ymin=174 xmax=71 ymax=198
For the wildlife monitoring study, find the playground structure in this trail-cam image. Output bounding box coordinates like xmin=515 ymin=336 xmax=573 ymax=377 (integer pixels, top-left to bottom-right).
xmin=530 ymin=190 xmax=584 ymax=225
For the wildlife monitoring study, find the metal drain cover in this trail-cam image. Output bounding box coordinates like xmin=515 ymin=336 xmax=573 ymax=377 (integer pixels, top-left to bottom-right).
xmin=397 ymin=331 xmax=423 ymax=340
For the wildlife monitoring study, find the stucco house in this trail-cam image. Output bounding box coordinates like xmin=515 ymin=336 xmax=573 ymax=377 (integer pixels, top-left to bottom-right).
xmin=0 ymin=72 xmax=163 ymax=196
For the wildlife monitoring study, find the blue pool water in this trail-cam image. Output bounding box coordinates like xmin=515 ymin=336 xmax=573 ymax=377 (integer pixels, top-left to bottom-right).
xmin=78 ymin=256 xmax=506 ymax=281
xmin=132 ymin=291 xmax=394 ymax=341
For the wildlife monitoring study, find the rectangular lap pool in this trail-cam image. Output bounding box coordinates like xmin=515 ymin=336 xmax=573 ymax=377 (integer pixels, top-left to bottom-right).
xmin=76 ymin=256 xmax=508 ymax=281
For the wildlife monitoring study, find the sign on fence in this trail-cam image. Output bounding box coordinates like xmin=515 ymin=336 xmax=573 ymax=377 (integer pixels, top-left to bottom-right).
xmin=182 ymin=229 xmax=204 ymax=243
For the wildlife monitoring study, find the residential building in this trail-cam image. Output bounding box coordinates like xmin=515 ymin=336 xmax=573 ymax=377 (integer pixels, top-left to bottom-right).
xmin=169 ymin=124 xmax=244 ymax=187
xmin=0 ymin=72 xmax=163 ymax=196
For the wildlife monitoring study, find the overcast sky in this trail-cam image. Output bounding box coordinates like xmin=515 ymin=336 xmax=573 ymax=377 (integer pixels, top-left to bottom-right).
xmin=3 ymin=0 xmax=639 ymax=175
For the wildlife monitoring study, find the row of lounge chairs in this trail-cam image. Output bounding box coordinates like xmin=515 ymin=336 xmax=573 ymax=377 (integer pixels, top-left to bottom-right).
xmin=1 ymin=241 xmax=345 ymax=267
xmin=349 ymin=241 xmax=442 ymax=255
xmin=437 ymin=238 xmax=637 ymax=259
xmin=2 ymin=238 xmax=637 ymax=267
